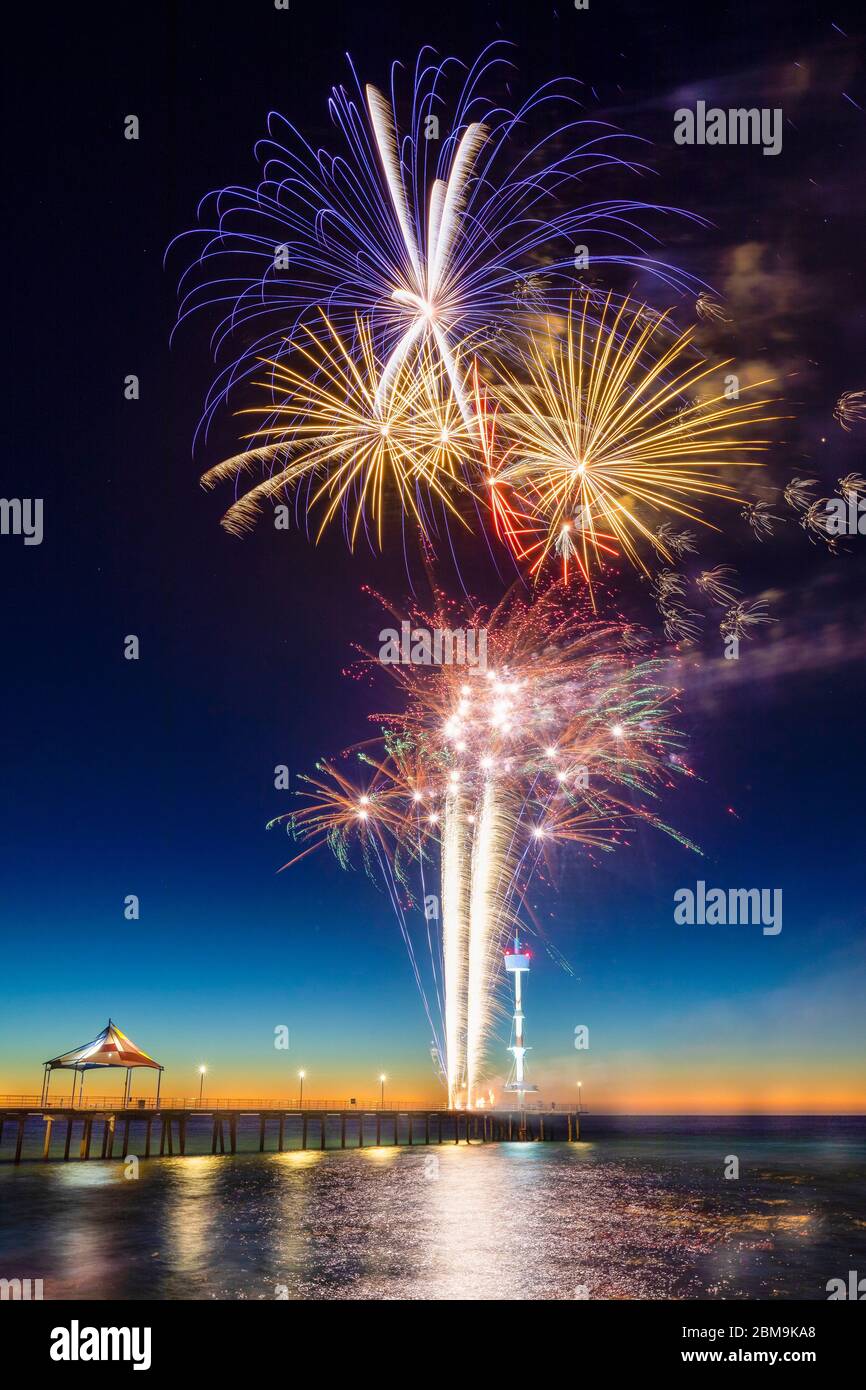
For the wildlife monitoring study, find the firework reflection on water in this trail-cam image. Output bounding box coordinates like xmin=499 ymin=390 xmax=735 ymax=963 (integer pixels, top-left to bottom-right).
xmin=2 ymin=1116 xmax=864 ymax=1300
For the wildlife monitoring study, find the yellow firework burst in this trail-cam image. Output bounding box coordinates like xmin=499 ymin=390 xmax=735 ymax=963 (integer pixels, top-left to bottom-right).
xmin=201 ymin=312 xmax=476 ymax=547
xmin=491 ymin=294 xmax=784 ymax=585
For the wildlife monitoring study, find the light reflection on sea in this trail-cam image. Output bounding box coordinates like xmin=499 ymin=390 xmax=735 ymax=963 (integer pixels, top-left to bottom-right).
xmin=1 ymin=1120 xmax=864 ymax=1300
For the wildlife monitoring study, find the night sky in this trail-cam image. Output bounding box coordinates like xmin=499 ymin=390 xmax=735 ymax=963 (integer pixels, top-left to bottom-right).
xmin=3 ymin=0 xmax=864 ymax=1109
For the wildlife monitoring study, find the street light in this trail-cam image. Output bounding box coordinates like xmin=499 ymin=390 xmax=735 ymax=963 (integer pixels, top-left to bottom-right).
xmin=379 ymin=1073 xmax=386 ymax=1108
xmin=298 ymin=1070 xmax=306 ymax=1107
xmin=198 ymin=1066 xmax=207 ymax=1106
xmin=577 ymin=1080 xmax=583 ymax=1114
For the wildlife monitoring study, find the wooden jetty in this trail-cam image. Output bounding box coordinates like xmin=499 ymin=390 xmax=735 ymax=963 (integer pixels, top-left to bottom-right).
xmin=0 ymin=1103 xmax=579 ymax=1163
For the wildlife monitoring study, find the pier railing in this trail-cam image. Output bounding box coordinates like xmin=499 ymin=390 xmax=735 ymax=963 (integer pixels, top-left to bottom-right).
xmin=1 ymin=1094 xmax=442 ymax=1112
xmin=1 ymin=1094 xmax=577 ymax=1114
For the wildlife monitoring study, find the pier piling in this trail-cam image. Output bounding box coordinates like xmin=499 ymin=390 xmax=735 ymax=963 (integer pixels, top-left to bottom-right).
xmin=2 ymin=1105 xmax=579 ymax=1162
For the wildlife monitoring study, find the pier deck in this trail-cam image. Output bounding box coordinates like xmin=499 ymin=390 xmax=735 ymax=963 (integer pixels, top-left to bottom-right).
xmin=0 ymin=1104 xmax=579 ymax=1162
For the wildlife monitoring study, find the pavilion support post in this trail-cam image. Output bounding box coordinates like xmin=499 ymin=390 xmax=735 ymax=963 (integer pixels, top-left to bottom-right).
xmin=43 ymin=1117 xmax=53 ymax=1159
xmin=63 ymin=1116 xmax=73 ymax=1161
xmin=156 ymin=1069 xmax=162 ymax=1108
xmin=82 ymin=1116 xmax=94 ymax=1159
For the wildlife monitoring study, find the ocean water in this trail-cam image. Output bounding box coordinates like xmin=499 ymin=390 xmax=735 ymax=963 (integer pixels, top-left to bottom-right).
xmin=1 ymin=1116 xmax=864 ymax=1300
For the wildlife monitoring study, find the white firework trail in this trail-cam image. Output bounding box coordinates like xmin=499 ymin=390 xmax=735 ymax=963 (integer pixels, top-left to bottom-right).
xmin=466 ymin=778 xmax=521 ymax=1109
xmin=442 ymin=783 xmax=472 ymax=1108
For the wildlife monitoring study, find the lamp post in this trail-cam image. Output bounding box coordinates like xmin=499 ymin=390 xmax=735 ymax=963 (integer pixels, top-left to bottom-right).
xmin=198 ymin=1066 xmax=207 ymax=1106
xmin=379 ymin=1073 xmax=386 ymax=1108
xmin=298 ymin=1070 xmax=306 ymax=1108
xmin=577 ymin=1080 xmax=583 ymax=1115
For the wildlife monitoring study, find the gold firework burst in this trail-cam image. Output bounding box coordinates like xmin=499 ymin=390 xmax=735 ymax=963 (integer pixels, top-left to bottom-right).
xmin=201 ymin=312 xmax=476 ymax=547
xmin=489 ymin=294 xmax=784 ymax=586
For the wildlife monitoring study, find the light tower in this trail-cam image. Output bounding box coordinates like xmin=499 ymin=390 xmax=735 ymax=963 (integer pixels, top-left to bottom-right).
xmin=503 ymin=931 xmax=539 ymax=1107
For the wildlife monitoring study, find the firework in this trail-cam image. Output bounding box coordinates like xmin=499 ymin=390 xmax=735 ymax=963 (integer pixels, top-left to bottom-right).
xmin=720 ymin=598 xmax=776 ymax=640
xmin=488 ymin=295 xmax=781 ymax=589
xmin=834 ymin=390 xmax=866 ymax=432
xmin=652 ymin=568 xmax=687 ymax=603
xmin=800 ymin=498 xmax=838 ymax=550
xmin=783 ymin=476 xmax=817 ymax=511
xmin=201 ymin=313 xmax=475 ymax=547
xmin=173 ymin=43 xmax=704 ymax=436
xmin=276 ymin=585 xmax=698 ymax=1106
xmin=695 ymin=291 xmax=732 ymax=325
xmin=654 ymin=523 xmax=699 ymax=557
xmin=838 ymin=472 xmax=865 ymax=499
xmin=661 ymin=604 xmax=702 ymax=645
xmin=741 ymin=499 xmax=780 ymax=541
xmin=696 ymin=564 xmax=740 ymax=606
xmin=511 ymin=275 xmax=547 ymax=309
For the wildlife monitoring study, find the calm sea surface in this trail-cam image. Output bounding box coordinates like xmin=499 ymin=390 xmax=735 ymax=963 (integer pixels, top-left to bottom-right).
xmin=1 ymin=1116 xmax=864 ymax=1300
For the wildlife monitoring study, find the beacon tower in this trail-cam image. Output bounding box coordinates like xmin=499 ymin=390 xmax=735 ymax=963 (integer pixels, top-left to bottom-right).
xmin=503 ymin=931 xmax=538 ymax=1107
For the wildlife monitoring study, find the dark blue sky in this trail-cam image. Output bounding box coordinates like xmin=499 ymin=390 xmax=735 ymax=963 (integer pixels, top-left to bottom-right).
xmin=2 ymin=0 xmax=864 ymax=1107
